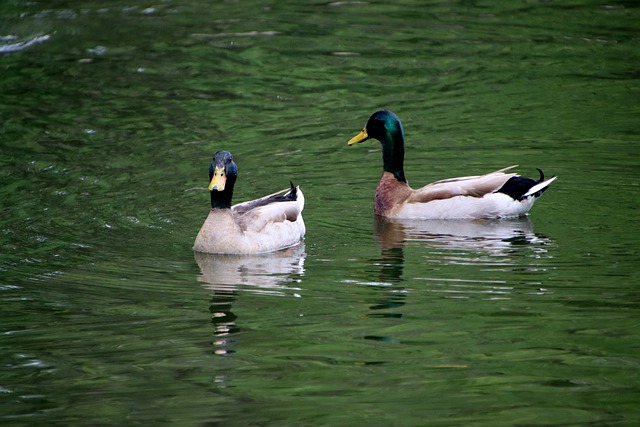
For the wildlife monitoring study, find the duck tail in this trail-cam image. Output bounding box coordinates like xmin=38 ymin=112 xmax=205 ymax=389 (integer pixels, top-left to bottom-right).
xmin=286 ymin=181 xmax=297 ymax=199
xmin=524 ymin=173 xmax=557 ymax=198
xmin=268 ymin=181 xmax=298 ymax=203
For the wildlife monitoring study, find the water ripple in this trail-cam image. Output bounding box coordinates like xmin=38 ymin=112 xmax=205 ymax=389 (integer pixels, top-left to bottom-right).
xmin=0 ymin=34 xmax=50 ymax=54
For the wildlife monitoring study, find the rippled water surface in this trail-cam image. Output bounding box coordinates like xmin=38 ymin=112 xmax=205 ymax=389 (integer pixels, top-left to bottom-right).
xmin=1 ymin=1 xmax=639 ymax=426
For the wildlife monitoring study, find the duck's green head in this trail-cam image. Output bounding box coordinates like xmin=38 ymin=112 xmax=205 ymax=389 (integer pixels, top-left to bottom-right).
xmin=348 ymin=110 xmax=406 ymax=182
xmin=347 ymin=110 xmax=404 ymax=146
xmin=208 ymin=150 xmax=238 ymax=208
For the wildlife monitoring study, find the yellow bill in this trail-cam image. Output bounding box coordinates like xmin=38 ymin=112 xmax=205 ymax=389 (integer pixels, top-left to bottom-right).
xmin=208 ymin=166 xmax=226 ymax=191
xmin=348 ymin=129 xmax=369 ymax=146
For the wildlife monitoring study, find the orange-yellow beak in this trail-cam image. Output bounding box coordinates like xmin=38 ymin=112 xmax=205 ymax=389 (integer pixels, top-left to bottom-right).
xmin=208 ymin=166 xmax=226 ymax=191
xmin=348 ymin=128 xmax=369 ymax=145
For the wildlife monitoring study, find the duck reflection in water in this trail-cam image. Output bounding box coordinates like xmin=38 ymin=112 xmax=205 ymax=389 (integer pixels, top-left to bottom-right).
xmin=360 ymin=218 xmax=410 ymax=326
xmin=374 ymin=215 xmax=548 ymax=254
xmin=364 ymin=216 xmax=552 ymax=330
xmin=194 ymin=244 xmax=306 ymax=356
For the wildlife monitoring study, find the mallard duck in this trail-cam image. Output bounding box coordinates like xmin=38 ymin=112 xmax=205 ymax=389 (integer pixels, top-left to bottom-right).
xmin=193 ymin=151 xmax=305 ymax=254
xmin=348 ymin=110 xmax=556 ymax=219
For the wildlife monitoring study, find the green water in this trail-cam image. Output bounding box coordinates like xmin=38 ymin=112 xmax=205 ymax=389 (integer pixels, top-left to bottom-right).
xmin=1 ymin=1 xmax=639 ymax=426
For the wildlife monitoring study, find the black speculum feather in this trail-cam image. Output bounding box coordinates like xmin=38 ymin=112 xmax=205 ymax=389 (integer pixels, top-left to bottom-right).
xmin=497 ymin=168 xmax=548 ymax=201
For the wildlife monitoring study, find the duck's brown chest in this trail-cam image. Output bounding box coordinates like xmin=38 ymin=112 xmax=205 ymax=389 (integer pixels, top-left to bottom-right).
xmin=374 ymin=172 xmax=411 ymax=217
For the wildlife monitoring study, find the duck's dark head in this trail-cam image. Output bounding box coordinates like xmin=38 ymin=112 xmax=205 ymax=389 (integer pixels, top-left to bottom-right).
xmin=348 ymin=110 xmax=407 ymax=183
xmin=208 ymin=150 xmax=238 ymax=209
xmin=348 ymin=110 xmax=404 ymax=145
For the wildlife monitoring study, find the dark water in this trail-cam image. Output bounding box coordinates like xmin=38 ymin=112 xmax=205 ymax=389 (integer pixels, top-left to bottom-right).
xmin=1 ymin=1 xmax=639 ymax=426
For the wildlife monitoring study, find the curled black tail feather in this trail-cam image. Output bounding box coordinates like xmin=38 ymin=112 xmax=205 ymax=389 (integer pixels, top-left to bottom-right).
xmin=268 ymin=181 xmax=298 ymax=203
xmin=288 ymin=181 xmax=297 ymax=200
xmin=497 ymin=169 xmax=551 ymax=201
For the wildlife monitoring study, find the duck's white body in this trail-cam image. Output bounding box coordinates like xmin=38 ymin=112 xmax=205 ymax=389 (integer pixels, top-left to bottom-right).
xmin=383 ymin=167 xmax=557 ymax=220
xmin=392 ymin=192 xmax=534 ymax=219
xmin=193 ymin=187 xmax=306 ymax=254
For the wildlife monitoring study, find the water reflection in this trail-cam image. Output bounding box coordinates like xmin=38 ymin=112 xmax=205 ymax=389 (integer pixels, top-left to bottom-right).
xmin=371 ymin=216 xmax=554 ymax=301
xmin=194 ymin=245 xmax=306 ymax=355
xmin=370 ymin=216 xmax=550 ymax=284
xmin=374 ymin=216 xmax=548 ymax=253
xmin=349 ymin=218 xmax=551 ymax=322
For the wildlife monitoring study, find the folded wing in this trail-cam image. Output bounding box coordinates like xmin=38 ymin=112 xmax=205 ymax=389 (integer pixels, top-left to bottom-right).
xmin=407 ymin=165 xmax=519 ymax=203
xmin=232 ymin=185 xmax=303 ymax=232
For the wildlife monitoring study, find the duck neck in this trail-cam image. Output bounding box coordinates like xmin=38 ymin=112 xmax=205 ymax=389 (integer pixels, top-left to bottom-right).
xmin=382 ymin=131 xmax=407 ymax=183
xmin=210 ymin=179 xmax=235 ymax=209
xmin=210 ymin=190 xmax=232 ymax=209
